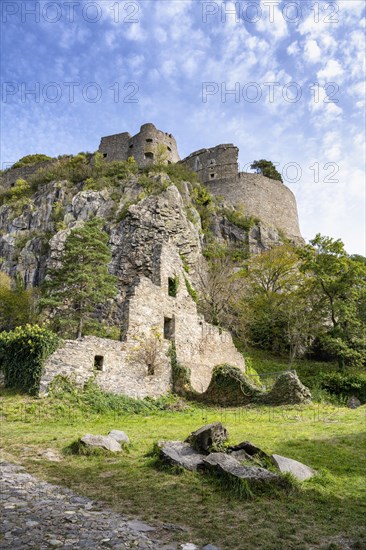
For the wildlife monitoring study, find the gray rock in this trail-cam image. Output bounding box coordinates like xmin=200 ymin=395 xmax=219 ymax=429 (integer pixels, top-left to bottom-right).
xmin=271 ymin=454 xmax=315 ymax=481
xmin=347 ymin=396 xmax=361 ymax=409
xmin=228 ymin=449 xmax=254 ymax=462
xmin=108 ymin=430 xmax=130 ymax=445
xmin=227 ymin=441 xmax=269 ymax=460
xmin=202 ymin=452 xmax=279 ymax=482
xmin=80 ymin=434 xmax=122 ymax=453
xmin=159 ymin=441 xmax=206 ymax=471
xmin=201 ymin=545 xmax=221 ymax=550
xmin=127 ymin=519 xmax=156 ymax=532
xmin=185 ymin=423 xmax=228 ymax=453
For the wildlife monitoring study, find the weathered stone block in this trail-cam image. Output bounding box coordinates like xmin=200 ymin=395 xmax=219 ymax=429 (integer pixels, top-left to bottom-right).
xmin=202 ymin=452 xmax=279 ymax=482
xmin=108 ymin=430 xmax=130 ymax=445
xmin=79 ymin=434 xmax=122 ymax=453
xmin=158 ymin=441 xmax=206 ymax=471
xmin=185 ymin=423 xmax=229 ymax=453
xmin=271 ymin=454 xmax=315 ymax=481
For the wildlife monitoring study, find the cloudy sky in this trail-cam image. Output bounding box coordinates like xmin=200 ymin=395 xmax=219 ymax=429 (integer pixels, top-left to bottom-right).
xmin=1 ymin=0 xmax=365 ymax=254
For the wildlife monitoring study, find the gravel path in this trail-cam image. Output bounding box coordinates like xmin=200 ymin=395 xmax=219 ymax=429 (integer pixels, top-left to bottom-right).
xmin=0 ymin=461 xmax=217 ymax=550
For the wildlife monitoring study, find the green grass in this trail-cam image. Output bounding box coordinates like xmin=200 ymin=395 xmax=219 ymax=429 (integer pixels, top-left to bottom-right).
xmin=0 ymin=388 xmax=365 ymax=550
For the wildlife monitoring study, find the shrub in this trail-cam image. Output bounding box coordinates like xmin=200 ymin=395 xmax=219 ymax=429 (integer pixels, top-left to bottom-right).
xmin=319 ymin=371 xmax=366 ymax=403
xmin=184 ymin=276 xmax=198 ymax=302
xmin=0 ymin=324 xmax=60 ymax=395
xmin=12 ymin=154 xmax=53 ymax=169
xmin=222 ymin=208 xmax=259 ymax=232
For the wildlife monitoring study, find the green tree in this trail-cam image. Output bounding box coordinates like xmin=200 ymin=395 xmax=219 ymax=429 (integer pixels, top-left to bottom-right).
xmin=41 ymin=218 xmax=117 ymax=338
xmin=239 ymin=245 xmax=321 ymax=364
xmin=250 ymin=159 xmax=283 ymax=182
xmin=0 ymin=272 xmax=37 ymax=331
xmin=298 ymin=234 xmax=366 ymax=370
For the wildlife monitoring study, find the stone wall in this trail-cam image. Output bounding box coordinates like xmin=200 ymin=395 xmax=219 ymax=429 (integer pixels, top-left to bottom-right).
xmin=40 ymin=336 xmax=172 ymax=398
xmin=207 ymin=173 xmax=302 ymax=241
xmin=40 ymin=244 xmax=245 ymax=397
xmin=98 ymin=132 xmax=131 ymax=162
xmin=181 ymin=145 xmax=302 ymax=241
xmin=0 ymin=161 xmax=55 ymax=190
xmin=98 ymin=123 xmax=180 ymax=167
xmin=182 ymin=144 xmax=238 ymax=183
xmin=123 ymin=245 xmax=245 ymax=393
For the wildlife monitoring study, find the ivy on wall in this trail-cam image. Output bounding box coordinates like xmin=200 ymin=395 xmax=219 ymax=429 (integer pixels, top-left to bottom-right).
xmin=0 ymin=324 xmax=60 ymax=395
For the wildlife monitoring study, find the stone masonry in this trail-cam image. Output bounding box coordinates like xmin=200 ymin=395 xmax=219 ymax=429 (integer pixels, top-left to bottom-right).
xmin=41 ymin=243 xmax=245 ymax=397
xmin=181 ymin=145 xmax=302 ymax=241
xmin=98 ymin=123 xmax=180 ymax=167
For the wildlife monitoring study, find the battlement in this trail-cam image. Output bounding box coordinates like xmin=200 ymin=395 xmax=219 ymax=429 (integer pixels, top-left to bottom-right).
xmin=98 ymin=123 xmax=180 ymax=167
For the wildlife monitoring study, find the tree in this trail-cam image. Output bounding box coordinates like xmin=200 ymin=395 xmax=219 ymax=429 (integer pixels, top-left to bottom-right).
xmin=250 ymin=159 xmax=283 ymax=182
xmin=0 ymin=272 xmax=37 ymax=331
xmin=198 ymin=244 xmax=241 ymax=329
xmin=298 ymin=234 xmax=366 ymax=369
xmin=239 ymin=245 xmax=321 ymax=364
xmin=41 ymin=218 xmax=117 ymax=338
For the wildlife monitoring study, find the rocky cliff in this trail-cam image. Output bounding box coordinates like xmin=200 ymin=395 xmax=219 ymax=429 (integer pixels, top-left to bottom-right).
xmin=0 ymin=157 xmax=287 ymax=302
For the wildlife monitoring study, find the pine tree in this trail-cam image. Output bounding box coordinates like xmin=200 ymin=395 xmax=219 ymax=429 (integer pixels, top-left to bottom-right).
xmin=250 ymin=159 xmax=283 ymax=182
xmin=41 ymin=218 xmax=117 ymax=338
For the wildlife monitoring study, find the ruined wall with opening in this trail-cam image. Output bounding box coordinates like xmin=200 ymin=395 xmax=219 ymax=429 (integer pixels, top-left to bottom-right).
xmin=39 ymin=336 xmax=172 ymax=398
xmin=40 ymin=244 xmax=245 ymax=397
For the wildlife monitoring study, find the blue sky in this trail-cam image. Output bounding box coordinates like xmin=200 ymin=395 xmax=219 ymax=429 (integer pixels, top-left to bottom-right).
xmin=1 ymin=0 xmax=365 ymax=254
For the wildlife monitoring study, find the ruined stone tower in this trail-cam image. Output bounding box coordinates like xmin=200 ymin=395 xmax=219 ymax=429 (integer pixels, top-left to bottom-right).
xmin=181 ymin=144 xmax=302 ymax=242
xmin=98 ymin=123 xmax=180 ymax=167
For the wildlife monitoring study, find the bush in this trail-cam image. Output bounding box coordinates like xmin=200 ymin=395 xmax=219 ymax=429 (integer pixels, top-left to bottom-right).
xmin=0 ymin=325 xmax=60 ymax=395
xmin=12 ymin=154 xmax=53 ymax=169
xmin=319 ymin=371 xmax=366 ymax=403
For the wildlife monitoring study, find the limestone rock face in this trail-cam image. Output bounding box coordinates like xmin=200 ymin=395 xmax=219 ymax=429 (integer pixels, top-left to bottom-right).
xmin=185 ymin=423 xmax=229 ymax=453
xmin=110 ymin=184 xmax=203 ymax=291
xmin=79 ymin=434 xmax=122 ymax=453
xmin=271 ymin=454 xmax=315 ymax=481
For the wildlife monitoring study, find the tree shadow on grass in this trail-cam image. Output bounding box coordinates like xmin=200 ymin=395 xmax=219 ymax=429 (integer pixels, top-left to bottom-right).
xmin=273 ymin=431 xmax=366 ymax=477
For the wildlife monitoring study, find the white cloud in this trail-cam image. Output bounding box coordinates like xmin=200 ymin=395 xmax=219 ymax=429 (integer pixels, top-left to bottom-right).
xmin=317 ymin=60 xmax=344 ymax=81
xmin=125 ymin=23 xmax=146 ymax=42
xmin=287 ymin=41 xmax=299 ymax=56
xmin=304 ymin=39 xmax=321 ymax=63
xmin=256 ymin=2 xmax=288 ymax=40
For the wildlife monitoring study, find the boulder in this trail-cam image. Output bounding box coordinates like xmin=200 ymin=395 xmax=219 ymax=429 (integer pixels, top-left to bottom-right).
xmin=228 ymin=449 xmax=254 ymax=462
xmin=80 ymin=434 xmax=122 ymax=453
xmin=263 ymin=372 xmax=312 ymax=405
xmin=271 ymin=454 xmax=315 ymax=481
xmin=185 ymin=422 xmax=228 ymax=453
xmin=227 ymin=441 xmax=269 ymax=460
xmin=347 ymin=396 xmax=361 ymax=409
xmin=202 ymin=452 xmax=279 ymax=482
xmin=159 ymin=441 xmax=206 ymax=471
xmin=108 ymin=430 xmax=130 ymax=445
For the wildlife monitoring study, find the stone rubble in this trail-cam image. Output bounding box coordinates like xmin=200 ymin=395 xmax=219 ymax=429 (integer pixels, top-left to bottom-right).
xmin=0 ymin=461 xmax=218 ymax=550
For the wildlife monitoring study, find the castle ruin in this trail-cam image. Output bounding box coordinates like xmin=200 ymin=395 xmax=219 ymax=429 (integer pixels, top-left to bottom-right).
xmin=98 ymin=123 xmax=302 ymax=241
xmin=1 ymin=122 xmax=304 ymax=398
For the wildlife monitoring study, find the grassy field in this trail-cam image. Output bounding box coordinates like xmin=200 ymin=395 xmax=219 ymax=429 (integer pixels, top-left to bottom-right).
xmin=0 ymin=388 xmax=365 ymax=550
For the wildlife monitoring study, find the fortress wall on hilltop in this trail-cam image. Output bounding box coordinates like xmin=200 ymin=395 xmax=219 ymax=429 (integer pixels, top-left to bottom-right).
xmin=182 ymin=144 xmax=238 ymax=183
xmin=206 ymin=172 xmax=302 ymax=240
xmin=98 ymin=123 xmax=180 ymax=167
xmin=98 ymin=132 xmax=131 ymax=162
xmin=181 ymin=144 xmax=302 ymax=240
